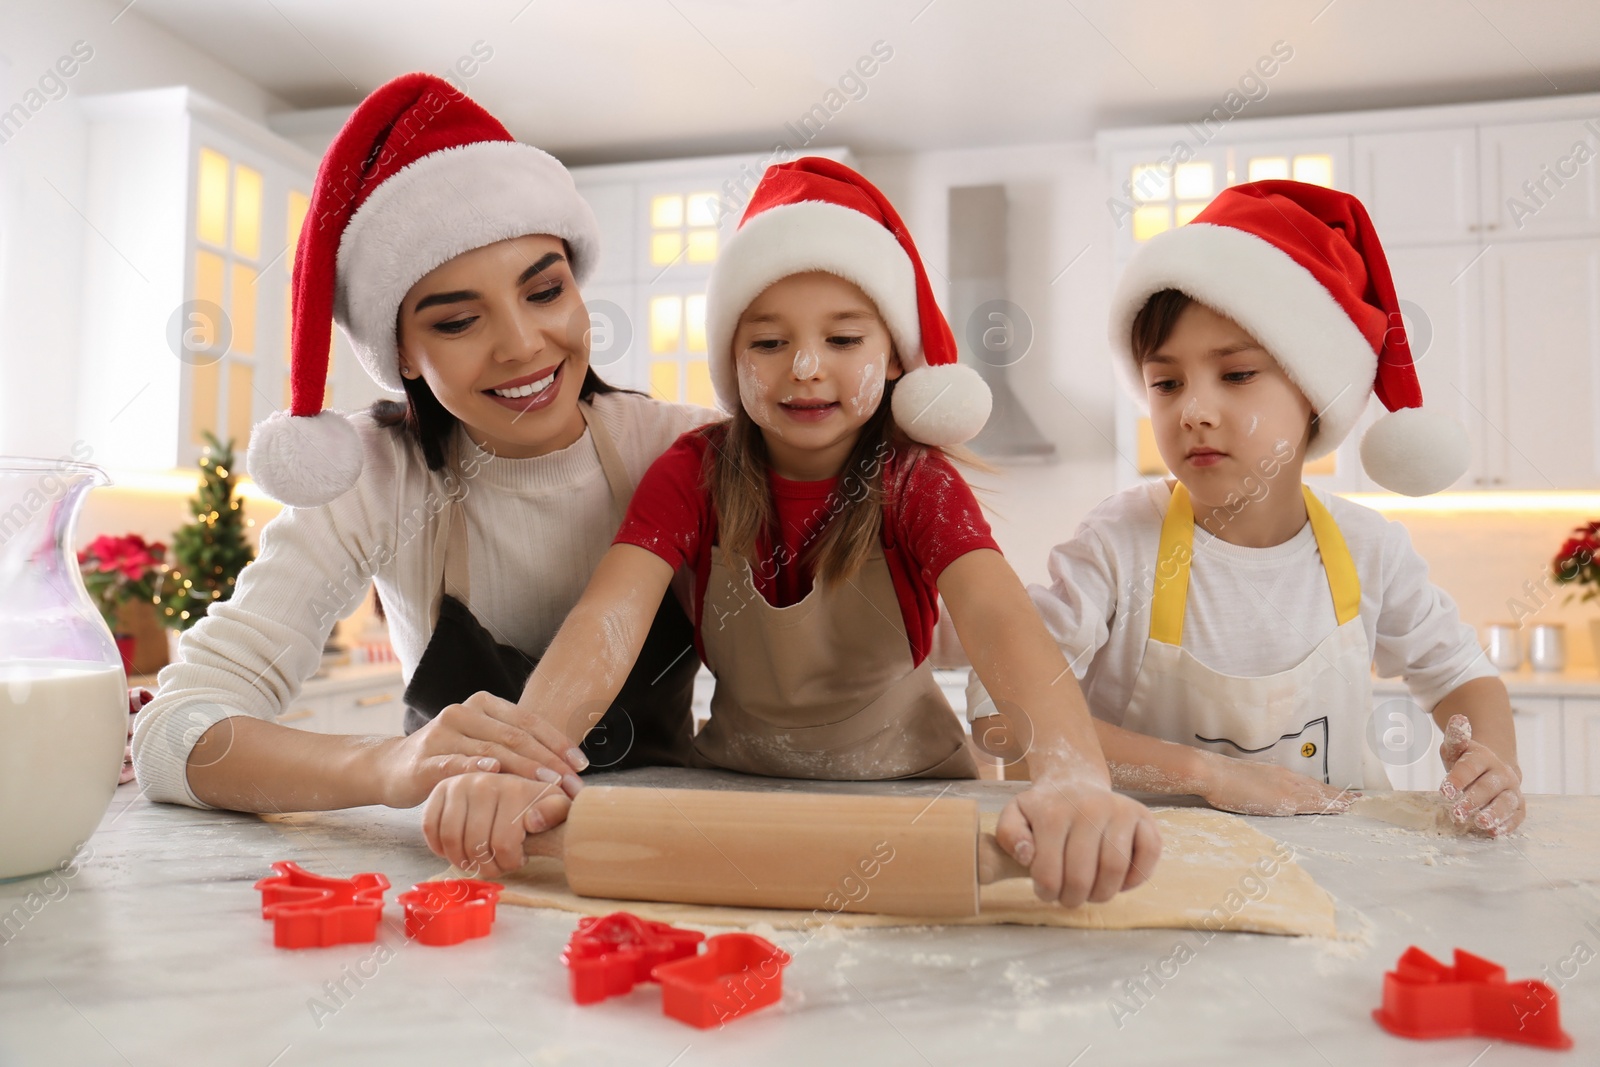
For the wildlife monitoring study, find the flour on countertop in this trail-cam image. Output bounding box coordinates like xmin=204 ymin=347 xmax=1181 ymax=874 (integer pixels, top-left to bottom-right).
xmin=1350 ymin=792 xmax=1475 ymax=836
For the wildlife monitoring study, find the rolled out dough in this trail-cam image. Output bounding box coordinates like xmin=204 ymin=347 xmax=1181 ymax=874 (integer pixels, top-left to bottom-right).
xmin=444 ymin=807 xmax=1337 ymax=937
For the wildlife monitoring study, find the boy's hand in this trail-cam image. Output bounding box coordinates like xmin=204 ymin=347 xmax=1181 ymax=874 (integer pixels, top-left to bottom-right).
xmin=1198 ymin=752 xmax=1355 ymax=817
xmin=1439 ymin=714 xmax=1524 ymax=836
xmin=995 ymin=780 xmax=1162 ymax=908
xmin=422 ymin=772 xmax=572 ymax=878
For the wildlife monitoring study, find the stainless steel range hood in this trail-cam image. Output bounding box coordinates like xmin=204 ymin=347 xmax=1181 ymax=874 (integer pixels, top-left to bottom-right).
xmin=947 ymin=184 xmax=1057 ymax=463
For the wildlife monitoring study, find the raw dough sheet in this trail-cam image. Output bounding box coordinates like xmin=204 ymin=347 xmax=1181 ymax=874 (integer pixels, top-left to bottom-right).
xmin=440 ymin=807 xmax=1337 ymax=937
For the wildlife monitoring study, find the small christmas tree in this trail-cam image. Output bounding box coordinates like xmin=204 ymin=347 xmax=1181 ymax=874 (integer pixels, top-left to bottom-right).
xmin=158 ymin=431 xmax=255 ymax=631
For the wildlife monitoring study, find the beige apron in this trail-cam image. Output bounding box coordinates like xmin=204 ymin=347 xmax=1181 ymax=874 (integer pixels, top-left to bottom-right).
xmin=693 ymin=539 xmax=978 ymax=781
xmin=1121 ymin=482 xmax=1390 ymax=790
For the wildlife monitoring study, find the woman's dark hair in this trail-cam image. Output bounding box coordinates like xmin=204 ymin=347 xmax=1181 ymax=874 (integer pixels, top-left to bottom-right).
xmin=370 ymin=367 xmax=636 ymax=471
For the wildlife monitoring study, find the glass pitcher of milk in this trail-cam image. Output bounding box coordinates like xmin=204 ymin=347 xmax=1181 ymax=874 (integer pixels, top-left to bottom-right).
xmin=0 ymin=457 xmax=127 ymax=881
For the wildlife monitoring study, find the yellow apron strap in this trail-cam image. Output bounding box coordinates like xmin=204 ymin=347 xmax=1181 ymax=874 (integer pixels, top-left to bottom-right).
xmin=1148 ymin=483 xmax=1361 ymax=644
xmin=1149 ymin=482 xmax=1195 ymax=646
xmin=1301 ymin=486 xmax=1362 ymax=626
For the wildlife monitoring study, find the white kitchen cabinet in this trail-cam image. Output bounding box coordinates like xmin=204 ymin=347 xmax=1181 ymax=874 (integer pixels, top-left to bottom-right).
xmin=1561 ymin=697 xmax=1600 ymax=795
xmin=275 ymin=663 xmax=405 ymax=737
xmin=1509 ymin=695 xmax=1565 ymax=794
xmin=580 ymin=181 xmax=638 ymax=286
xmin=1479 ymin=117 xmax=1600 ymax=240
xmin=1381 ymin=244 xmax=1489 ymax=490
xmin=1353 ymin=127 xmax=1481 ymax=245
xmin=1479 ymin=237 xmax=1600 ymax=489
xmin=1373 ymin=685 xmax=1592 ymax=794
xmin=76 ymin=88 xmax=319 ymax=474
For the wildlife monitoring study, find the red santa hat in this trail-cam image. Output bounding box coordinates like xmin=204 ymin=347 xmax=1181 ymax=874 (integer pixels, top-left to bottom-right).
xmin=704 ymin=157 xmax=991 ymax=447
xmin=247 ymin=72 xmax=600 ymax=507
xmin=1109 ymin=180 xmax=1469 ymax=496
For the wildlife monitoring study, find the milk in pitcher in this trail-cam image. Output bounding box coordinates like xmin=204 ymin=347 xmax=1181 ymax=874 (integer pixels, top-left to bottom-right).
xmin=0 ymin=661 xmax=126 ymax=880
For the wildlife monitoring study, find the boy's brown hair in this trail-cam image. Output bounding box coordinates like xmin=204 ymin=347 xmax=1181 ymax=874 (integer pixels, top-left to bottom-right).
xmin=1128 ymin=287 xmax=1319 ymax=444
xmin=1129 ymin=288 xmax=1194 ymax=364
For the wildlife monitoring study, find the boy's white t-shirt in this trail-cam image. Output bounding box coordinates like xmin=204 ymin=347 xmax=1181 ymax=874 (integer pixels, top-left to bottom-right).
xmin=966 ymin=481 xmax=1497 ymax=725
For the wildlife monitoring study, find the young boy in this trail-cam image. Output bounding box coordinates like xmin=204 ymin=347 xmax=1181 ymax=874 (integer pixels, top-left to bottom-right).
xmin=968 ymin=180 xmax=1524 ymax=836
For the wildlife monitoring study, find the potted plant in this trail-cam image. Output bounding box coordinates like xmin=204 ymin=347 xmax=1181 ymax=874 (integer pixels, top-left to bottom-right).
xmin=1551 ymin=521 xmax=1600 ymax=667
xmin=77 ymin=533 xmax=167 ymax=676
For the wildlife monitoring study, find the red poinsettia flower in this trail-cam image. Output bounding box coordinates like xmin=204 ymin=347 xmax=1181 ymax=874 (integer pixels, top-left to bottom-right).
xmin=1553 ymin=521 xmax=1600 ymax=596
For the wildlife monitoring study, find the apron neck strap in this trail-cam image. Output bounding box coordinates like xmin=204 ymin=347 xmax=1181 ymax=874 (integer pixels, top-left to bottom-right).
xmin=1300 ymin=485 xmax=1362 ymax=626
xmin=426 ymin=400 xmax=636 ymax=628
xmin=1149 ymin=482 xmax=1362 ymax=646
xmin=581 ymin=398 xmax=637 ymax=526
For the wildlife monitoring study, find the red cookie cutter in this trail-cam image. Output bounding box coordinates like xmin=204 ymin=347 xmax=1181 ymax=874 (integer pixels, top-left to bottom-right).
xmin=254 ymin=861 xmax=390 ymax=949
xmin=561 ymin=912 xmax=706 ymax=1005
xmin=1373 ymin=946 xmax=1573 ymax=1050
xmin=652 ymin=933 xmax=792 ymax=1029
xmin=396 ymin=879 xmax=503 ymax=947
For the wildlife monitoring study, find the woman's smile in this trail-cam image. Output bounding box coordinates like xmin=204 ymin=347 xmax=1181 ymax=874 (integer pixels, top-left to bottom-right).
xmin=484 ymin=361 xmax=564 ymax=413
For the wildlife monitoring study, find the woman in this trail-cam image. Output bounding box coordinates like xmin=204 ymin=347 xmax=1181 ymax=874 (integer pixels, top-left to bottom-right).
xmin=131 ymin=73 xmax=713 ymax=815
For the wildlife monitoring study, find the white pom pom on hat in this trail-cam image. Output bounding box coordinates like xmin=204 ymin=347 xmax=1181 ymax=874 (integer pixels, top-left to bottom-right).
xmin=1108 ymin=180 xmax=1469 ymax=496
xmin=245 ymin=410 xmax=364 ymax=509
xmin=704 ymin=157 xmax=990 ymax=446
xmin=248 ymin=72 xmax=600 ymax=507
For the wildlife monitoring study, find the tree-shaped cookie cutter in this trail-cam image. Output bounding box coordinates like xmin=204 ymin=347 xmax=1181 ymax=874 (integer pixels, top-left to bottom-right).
xmin=1373 ymin=946 xmax=1573 ymax=1049
xmin=396 ymin=879 xmax=503 ymax=946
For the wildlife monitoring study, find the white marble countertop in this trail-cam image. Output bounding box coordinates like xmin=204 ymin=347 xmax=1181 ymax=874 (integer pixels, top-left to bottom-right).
xmin=3 ymin=771 xmax=1598 ymax=1066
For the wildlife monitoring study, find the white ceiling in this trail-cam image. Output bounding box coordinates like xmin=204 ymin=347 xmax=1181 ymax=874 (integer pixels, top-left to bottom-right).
xmin=135 ymin=0 xmax=1600 ymax=164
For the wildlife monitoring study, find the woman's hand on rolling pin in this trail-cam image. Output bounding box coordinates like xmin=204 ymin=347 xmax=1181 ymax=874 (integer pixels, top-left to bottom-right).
xmin=995 ymin=783 xmax=1162 ymax=908
xmin=1198 ymin=752 xmax=1355 ymax=817
xmin=373 ymin=690 xmax=587 ymax=809
xmin=1439 ymin=714 xmax=1525 ymax=836
xmin=422 ymin=772 xmax=571 ymax=878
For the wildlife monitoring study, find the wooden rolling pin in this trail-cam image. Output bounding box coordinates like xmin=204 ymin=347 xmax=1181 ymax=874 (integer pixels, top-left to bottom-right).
xmin=521 ymin=785 xmax=1031 ymax=918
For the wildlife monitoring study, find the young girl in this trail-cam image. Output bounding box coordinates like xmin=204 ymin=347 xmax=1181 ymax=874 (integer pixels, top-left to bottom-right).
xmin=967 ymin=180 xmax=1525 ymax=835
xmin=132 ymin=74 xmax=714 ymax=816
xmin=423 ymin=159 xmax=1162 ymax=907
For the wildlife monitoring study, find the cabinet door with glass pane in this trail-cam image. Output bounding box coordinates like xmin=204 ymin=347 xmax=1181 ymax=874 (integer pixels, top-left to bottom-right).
xmin=77 ymin=88 xmax=316 ymax=476
xmin=185 ymin=133 xmax=311 ymax=468
xmin=637 ymin=186 xmax=726 ymax=410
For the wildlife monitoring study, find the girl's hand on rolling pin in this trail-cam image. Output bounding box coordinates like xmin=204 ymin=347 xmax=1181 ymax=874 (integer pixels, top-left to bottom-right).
xmin=995 ymin=783 xmax=1162 ymax=908
xmin=374 ymin=690 xmax=587 ymax=809
xmin=422 ymin=772 xmax=571 ymax=879
xmin=1439 ymin=714 xmax=1525 ymax=837
xmin=1198 ymin=752 xmax=1355 ymax=817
